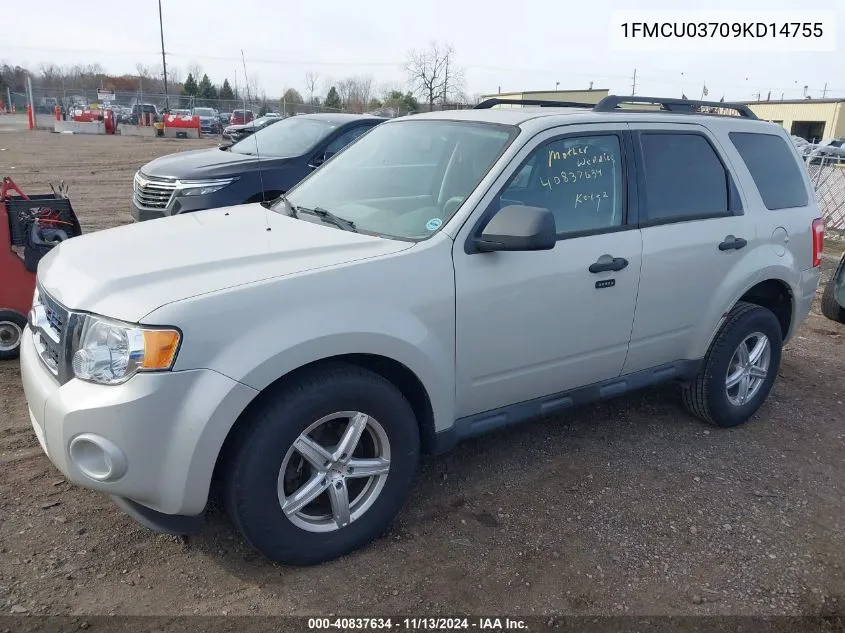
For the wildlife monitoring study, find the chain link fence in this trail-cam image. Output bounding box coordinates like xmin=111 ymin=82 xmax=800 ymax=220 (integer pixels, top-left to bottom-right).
xmin=25 ymin=87 xmax=429 ymax=118
xmin=807 ymin=157 xmax=845 ymax=235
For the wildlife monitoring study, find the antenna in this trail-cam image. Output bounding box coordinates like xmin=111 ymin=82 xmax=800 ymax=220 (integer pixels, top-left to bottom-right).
xmin=241 ymin=51 xmax=270 ymax=230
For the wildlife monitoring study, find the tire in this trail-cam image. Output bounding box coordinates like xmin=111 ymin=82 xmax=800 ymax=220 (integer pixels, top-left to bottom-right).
xmin=0 ymin=310 xmax=27 ymax=361
xmin=820 ymin=275 xmax=845 ymax=323
xmin=223 ymin=362 xmax=420 ymax=566
xmin=681 ymin=301 xmax=783 ymax=428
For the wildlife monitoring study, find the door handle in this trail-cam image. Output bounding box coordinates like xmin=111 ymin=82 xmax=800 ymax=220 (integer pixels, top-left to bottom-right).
xmin=718 ymin=235 xmax=748 ymax=251
xmin=589 ymin=256 xmax=629 ymax=273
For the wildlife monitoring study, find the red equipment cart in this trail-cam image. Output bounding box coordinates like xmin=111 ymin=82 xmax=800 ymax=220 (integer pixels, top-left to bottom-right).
xmin=0 ymin=177 xmax=81 ymax=359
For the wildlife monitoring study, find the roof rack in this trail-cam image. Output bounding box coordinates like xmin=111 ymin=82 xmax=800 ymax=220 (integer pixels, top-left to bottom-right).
xmin=474 ymin=98 xmax=594 ymax=110
xmin=593 ymin=95 xmax=758 ymax=119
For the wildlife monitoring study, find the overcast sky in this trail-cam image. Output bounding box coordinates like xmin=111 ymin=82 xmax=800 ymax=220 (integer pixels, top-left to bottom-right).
xmin=2 ymin=0 xmax=843 ymax=101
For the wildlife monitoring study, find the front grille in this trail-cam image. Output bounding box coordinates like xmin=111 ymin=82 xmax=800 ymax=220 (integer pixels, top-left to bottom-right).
xmin=31 ymin=290 xmax=70 ymax=378
xmin=134 ymin=173 xmax=177 ymax=210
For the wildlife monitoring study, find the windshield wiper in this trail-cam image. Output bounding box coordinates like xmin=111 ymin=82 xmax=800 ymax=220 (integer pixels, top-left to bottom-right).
xmin=297 ymin=206 xmax=357 ymax=232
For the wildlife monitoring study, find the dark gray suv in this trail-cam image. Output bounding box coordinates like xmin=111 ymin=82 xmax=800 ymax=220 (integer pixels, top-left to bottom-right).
xmin=131 ymin=113 xmax=384 ymax=221
xmin=821 ymin=251 xmax=845 ymax=323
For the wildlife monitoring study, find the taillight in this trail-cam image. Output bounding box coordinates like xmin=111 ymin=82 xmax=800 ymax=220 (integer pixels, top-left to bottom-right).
xmin=812 ymin=218 xmax=825 ymax=267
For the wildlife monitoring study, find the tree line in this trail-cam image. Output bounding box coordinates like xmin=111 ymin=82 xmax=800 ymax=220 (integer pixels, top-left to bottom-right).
xmin=1 ymin=40 xmax=471 ymax=113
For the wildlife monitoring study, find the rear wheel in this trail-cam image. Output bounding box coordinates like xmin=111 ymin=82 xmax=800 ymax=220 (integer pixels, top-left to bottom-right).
xmin=681 ymin=302 xmax=783 ymax=427
xmin=0 ymin=310 xmax=27 ymax=360
xmin=820 ymin=275 xmax=845 ymax=323
xmin=224 ymin=363 xmax=420 ymax=565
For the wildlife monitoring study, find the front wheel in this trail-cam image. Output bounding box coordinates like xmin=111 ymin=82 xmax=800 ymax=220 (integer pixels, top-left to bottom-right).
xmin=0 ymin=310 xmax=27 ymax=360
xmin=224 ymin=363 xmax=420 ymax=565
xmin=681 ymin=302 xmax=783 ymax=427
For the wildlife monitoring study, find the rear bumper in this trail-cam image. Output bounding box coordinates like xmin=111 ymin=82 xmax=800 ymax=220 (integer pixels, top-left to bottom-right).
xmin=790 ymin=266 xmax=823 ymax=341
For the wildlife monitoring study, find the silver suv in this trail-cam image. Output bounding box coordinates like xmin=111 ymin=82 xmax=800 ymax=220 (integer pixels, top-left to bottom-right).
xmin=20 ymin=96 xmax=824 ymax=565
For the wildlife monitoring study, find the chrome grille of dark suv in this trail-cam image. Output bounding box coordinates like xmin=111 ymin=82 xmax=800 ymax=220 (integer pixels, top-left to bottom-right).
xmin=133 ymin=173 xmax=177 ymax=210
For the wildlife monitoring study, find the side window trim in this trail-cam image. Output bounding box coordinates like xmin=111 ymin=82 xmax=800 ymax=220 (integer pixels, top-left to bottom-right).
xmin=466 ymin=128 xmax=635 ymax=249
xmin=632 ymin=129 xmax=743 ymax=227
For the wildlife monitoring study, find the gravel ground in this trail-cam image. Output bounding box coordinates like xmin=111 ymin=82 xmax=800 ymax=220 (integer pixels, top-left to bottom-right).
xmin=0 ymin=130 xmax=843 ymax=619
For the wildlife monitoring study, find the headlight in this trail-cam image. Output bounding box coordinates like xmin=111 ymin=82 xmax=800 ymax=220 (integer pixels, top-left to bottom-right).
xmin=178 ymin=178 xmax=235 ymax=197
xmin=71 ymin=315 xmax=181 ymax=385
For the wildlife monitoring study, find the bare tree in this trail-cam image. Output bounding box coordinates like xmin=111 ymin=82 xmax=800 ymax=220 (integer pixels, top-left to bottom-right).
xmin=305 ymin=71 xmax=319 ymax=104
xmin=167 ymin=65 xmax=182 ymax=87
xmin=186 ymin=63 xmax=202 ymax=81
xmin=335 ymin=75 xmax=373 ymax=113
xmin=405 ymin=41 xmax=460 ymax=110
xmin=38 ymin=63 xmax=63 ymax=88
xmin=355 ymin=75 xmax=373 ymax=109
xmin=336 ymin=77 xmax=354 ymax=109
xmin=135 ymin=63 xmax=152 ymax=80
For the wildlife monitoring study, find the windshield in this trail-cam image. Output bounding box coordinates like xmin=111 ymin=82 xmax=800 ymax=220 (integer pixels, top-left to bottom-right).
xmin=251 ymin=116 xmax=278 ymax=127
xmin=230 ymin=116 xmax=337 ymax=157
xmin=193 ymin=108 xmax=215 ymax=116
xmin=280 ymin=120 xmax=515 ymax=240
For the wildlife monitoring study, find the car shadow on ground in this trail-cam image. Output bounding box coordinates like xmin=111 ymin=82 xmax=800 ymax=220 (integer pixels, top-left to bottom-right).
xmin=184 ymin=381 xmax=729 ymax=580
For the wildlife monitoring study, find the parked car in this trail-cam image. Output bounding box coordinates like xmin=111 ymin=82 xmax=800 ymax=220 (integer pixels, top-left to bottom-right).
xmin=131 ymin=113 xmax=384 ymax=221
xmin=821 ymin=250 xmax=845 ymax=323
xmin=807 ymin=138 xmax=845 ymax=164
xmin=192 ymin=107 xmax=221 ymax=135
xmin=230 ymin=109 xmax=255 ymax=126
xmin=129 ymin=103 xmax=161 ymax=124
xmin=221 ymin=114 xmax=282 ymax=143
xmin=171 ymin=108 xmax=192 ymax=117
xmin=22 ymin=96 xmax=824 ymax=566
xmin=36 ymin=97 xmax=58 ymax=114
xmin=219 ymin=112 xmax=232 ymax=126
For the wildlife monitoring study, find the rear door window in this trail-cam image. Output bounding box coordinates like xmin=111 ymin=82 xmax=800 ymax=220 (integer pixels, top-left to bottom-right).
xmin=637 ymin=132 xmax=732 ymax=223
xmin=729 ymin=132 xmax=809 ymax=210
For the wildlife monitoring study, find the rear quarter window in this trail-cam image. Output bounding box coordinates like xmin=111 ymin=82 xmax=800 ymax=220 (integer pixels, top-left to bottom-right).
xmin=729 ymin=132 xmax=809 ymax=210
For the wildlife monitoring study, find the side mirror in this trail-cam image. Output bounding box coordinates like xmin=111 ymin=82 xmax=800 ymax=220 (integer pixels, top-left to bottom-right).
xmin=309 ymin=151 xmax=334 ymax=169
xmin=473 ymin=205 xmax=556 ymax=253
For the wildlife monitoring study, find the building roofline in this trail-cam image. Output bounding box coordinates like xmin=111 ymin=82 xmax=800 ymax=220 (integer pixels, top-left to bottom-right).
xmin=744 ymin=98 xmax=845 ymax=105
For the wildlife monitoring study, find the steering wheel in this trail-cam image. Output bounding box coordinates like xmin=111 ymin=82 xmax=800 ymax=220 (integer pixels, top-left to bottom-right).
xmin=442 ymin=196 xmax=465 ymax=218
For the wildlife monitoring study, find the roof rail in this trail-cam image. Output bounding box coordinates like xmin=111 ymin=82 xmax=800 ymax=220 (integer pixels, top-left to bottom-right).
xmin=474 ymin=98 xmax=594 ymax=110
xmin=593 ymin=95 xmax=758 ymax=119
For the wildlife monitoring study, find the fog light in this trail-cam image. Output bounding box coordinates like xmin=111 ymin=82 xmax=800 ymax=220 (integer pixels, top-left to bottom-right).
xmin=68 ymin=434 xmax=128 ymax=482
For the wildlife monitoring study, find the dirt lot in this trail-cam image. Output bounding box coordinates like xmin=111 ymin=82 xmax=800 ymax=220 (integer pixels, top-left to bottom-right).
xmin=0 ymin=129 xmax=844 ymax=619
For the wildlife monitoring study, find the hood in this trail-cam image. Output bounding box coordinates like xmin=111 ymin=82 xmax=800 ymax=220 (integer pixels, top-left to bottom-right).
xmin=37 ymin=205 xmax=413 ymax=322
xmin=140 ymin=147 xmax=273 ymax=179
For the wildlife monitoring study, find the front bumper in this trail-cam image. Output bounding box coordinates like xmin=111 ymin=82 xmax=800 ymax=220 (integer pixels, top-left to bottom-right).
xmin=20 ymin=326 xmax=257 ymax=517
xmin=130 ymin=201 xmax=168 ymax=222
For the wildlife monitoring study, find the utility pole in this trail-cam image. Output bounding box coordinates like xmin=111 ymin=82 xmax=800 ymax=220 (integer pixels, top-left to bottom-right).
xmin=631 ymin=68 xmax=637 ymax=95
xmin=158 ymin=0 xmax=169 ymax=111
xmin=26 ymin=75 xmax=37 ymax=129
xmin=822 ymin=82 xmax=828 ymax=98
